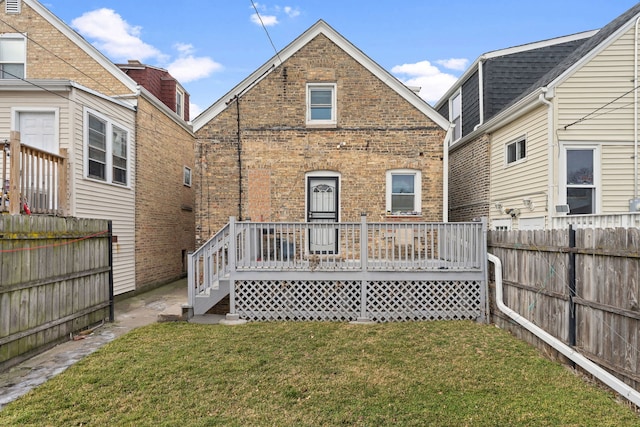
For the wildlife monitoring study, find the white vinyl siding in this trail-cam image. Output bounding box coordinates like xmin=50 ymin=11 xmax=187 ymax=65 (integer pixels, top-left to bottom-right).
xmin=490 ymin=106 xmax=548 ymax=222
xmin=601 ymin=143 xmax=635 ymax=213
xmin=556 ymin=26 xmax=636 ymax=142
xmin=72 ymin=91 xmax=136 ymax=295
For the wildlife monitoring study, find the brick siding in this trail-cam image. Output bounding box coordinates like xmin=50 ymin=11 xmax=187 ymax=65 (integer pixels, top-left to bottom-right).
xmin=448 ymin=134 xmax=490 ymax=222
xmin=195 ymin=34 xmax=446 ymax=242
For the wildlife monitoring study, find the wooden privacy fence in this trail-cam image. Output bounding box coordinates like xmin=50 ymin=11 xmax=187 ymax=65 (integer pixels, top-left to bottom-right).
xmin=488 ymin=227 xmax=640 ymax=391
xmin=0 ymin=215 xmax=113 ymax=370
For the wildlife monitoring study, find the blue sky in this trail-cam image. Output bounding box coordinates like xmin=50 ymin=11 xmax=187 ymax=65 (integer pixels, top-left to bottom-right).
xmin=41 ymin=1 xmax=640 ymax=119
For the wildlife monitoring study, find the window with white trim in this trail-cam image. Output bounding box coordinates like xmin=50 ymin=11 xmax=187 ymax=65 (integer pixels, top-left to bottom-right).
xmin=306 ymin=83 xmax=336 ymax=126
xmin=176 ymin=89 xmax=184 ymax=118
xmin=449 ymin=91 xmax=461 ymax=142
xmin=386 ymin=169 xmax=422 ymax=215
xmin=563 ymin=147 xmax=597 ymax=215
xmin=85 ymin=110 xmax=129 ymax=186
xmin=506 ymin=137 xmax=526 ymax=165
xmin=0 ymin=34 xmax=26 ymax=79
xmin=183 ymin=166 xmax=192 ymax=187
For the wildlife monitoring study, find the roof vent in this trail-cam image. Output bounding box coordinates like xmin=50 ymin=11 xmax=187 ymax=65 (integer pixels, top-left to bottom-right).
xmin=6 ymin=0 xmax=21 ymax=14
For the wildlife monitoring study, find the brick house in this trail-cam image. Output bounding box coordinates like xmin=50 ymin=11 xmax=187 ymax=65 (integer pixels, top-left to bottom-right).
xmin=192 ymin=20 xmax=451 ymax=244
xmin=0 ymin=0 xmax=195 ymax=294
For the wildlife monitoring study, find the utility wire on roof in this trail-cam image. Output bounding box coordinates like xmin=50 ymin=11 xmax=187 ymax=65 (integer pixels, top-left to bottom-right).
xmin=250 ymin=0 xmax=282 ymax=65
xmin=0 ymin=16 xmax=121 ymax=98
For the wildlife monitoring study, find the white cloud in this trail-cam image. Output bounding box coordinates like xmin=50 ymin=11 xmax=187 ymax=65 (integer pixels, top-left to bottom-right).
xmin=251 ymin=13 xmax=279 ymax=26
xmin=283 ymin=6 xmax=301 ymax=18
xmin=71 ymin=8 xmax=166 ymax=62
xmin=436 ymin=58 xmax=469 ymax=71
xmin=392 ymin=60 xmax=460 ymax=104
xmin=189 ymin=103 xmax=202 ymax=121
xmin=168 ymin=55 xmax=223 ymax=83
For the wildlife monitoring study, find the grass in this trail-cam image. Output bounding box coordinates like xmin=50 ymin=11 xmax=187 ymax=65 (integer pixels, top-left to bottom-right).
xmin=0 ymin=321 xmax=638 ymax=426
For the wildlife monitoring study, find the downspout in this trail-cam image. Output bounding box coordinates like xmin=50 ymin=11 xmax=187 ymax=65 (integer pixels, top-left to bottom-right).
xmin=488 ymin=253 xmax=640 ymax=408
xmin=634 ymin=17 xmax=640 ymax=200
xmin=235 ymin=95 xmax=243 ymax=221
xmin=442 ymin=124 xmax=454 ymax=222
xmin=539 ymin=88 xmax=554 ymax=225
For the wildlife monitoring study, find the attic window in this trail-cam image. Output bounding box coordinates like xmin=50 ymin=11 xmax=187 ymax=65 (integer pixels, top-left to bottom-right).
xmin=306 ymin=83 xmax=336 ymax=127
xmin=6 ymin=0 xmax=21 ymax=14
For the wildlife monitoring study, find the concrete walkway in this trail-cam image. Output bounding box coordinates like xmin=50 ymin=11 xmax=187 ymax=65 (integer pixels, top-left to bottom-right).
xmin=0 ymin=278 xmax=223 ymax=410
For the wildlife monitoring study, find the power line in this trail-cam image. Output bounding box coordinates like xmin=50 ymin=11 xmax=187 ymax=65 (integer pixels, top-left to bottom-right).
xmin=250 ymin=0 xmax=282 ymax=65
xmin=564 ymin=84 xmax=640 ymax=130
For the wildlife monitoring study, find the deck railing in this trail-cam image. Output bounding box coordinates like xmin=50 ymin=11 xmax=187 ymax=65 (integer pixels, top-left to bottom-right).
xmin=187 ymin=216 xmax=488 ymax=321
xmin=552 ymin=212 xmax=640 ymax=229
xmin=2 ymin=131 xmax=67 ymax=215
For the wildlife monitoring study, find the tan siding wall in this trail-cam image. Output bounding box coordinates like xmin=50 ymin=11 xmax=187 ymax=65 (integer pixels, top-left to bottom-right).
xmin=0 ymin=3 xmax=132 ymax=96
xmin=134 ymin=98 xmax=195 ymax=290
xmin=601 ymin=143 xmax=636 ymax=212
xmin=490 ymin=106 xmax=549 ymax=227
xmin=195 ymin=34 xmax=445 ymax=241
xmin=556 ymin=27 xmax=636 ymax=141
xmin=71 ymin=90 xmax=136 ymax=294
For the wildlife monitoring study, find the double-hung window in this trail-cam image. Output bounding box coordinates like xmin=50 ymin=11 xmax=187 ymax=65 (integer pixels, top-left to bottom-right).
xmin=176 ymin=89 xmax=184 ymax=118
xmin=0 ymin=34 xmax=26 ymax=79
xmin=563 ymin=147 xmax=598 ymax=215
xmin=506 ymin=137 xmax=526 ymax=165
xmin=307 ymin=83 xmax=336 ymax=126
xmin=450 ymin=91 xmax=461 ymax=142
xmin=86 ymin=110 xmax=129 ymax=186
xmin=386 ymin=169 xmax=422 ymax=215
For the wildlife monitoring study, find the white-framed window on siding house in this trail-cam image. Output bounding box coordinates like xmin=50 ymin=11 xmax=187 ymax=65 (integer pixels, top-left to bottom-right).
xmin=307 ymin=83 xmax=336 ymax=126
xmin=386 ymin=169 xmax=422 ymax=215
xmin=560 ymin=145 xmax=599 ymax=215
xmin=505 ymin=136 xmax=527 ymax=165
xmin=0 ymin=33 xmax=26 ymax=79
xmin=449 ymin=91 xmax=461 ymax=143
xmin=85 ymin=109 xmax=130 ymax=186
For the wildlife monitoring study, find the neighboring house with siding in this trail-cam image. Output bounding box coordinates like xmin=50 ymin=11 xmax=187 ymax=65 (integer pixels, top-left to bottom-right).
xmin=192 ymin=20 xmax=450 ymax=242
xmin=0 ymin=0 xmax=195 ymax=294
xmin=437 ymin=3 xmax=640 ymax=230
xmin=435 ymin=30 xmax=596 ymax=223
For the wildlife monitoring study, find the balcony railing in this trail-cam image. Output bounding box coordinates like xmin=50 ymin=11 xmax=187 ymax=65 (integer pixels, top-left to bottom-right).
xmin=552 ymin=212 xmax=640 ymax=229
xmin=2 ymin=131 xmax=67 ymax=215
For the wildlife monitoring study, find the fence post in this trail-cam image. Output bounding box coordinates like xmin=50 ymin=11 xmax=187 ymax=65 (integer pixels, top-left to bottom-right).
xmin=568 ymin=225 xmax=576 ymax=346
xmin=9 ymin=131 xmax=20 ymax=215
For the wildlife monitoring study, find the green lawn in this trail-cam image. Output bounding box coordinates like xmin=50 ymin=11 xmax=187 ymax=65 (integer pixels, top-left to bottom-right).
xmin=0 ymin=321 xmax=638 ymax=426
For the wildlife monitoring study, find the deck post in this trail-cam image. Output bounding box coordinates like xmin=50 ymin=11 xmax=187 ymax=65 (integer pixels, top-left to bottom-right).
xmin=9 ymin=131 xmax=20 ymax=215
xmin=183 ymin=251 xmax=195 ymax=320
xmin=353 ymin=213 xmax=374 ymax=324
xmin=221 ymin=216 xmax=246 ymax=325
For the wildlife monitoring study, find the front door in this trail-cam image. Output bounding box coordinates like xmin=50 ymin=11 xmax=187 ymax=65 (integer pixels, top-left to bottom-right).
xmin=307 ymin=176 xmax=339 ymax=254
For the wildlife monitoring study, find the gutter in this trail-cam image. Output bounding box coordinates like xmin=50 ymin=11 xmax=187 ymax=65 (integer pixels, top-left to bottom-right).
xmin=442 ymin=124 xmax=454 ymax=222
xmin=488 ymin=253 xmax=640 ymax=408
xmin=538 ymin=88 xmax=555 ymax=219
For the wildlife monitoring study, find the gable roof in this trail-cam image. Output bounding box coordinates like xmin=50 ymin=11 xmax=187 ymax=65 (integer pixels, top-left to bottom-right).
xmin=434 ymin=30 xmax=597 ymax=113
xmin=22 ymin=0 xmax=139 ymax=95
xmin=497 ymin=2 xmax=640 ymax=120
xmin=192 ymin=19 xmax=450 ymax=132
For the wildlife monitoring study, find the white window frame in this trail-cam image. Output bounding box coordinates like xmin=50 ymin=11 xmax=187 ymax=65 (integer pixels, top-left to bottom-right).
xmin=306 ymin=83 xmax=337 ymax=127
xmin=385 ymin=169 xmax=422 ymax=215
xmin=559 ymin=144 xmax=600 ymax=215
xmin=183 ymin=166 xmax=192 ymax=187
xmin=176 ymin=88 xmax=184 ymax=118
xmin=83 ymin=108 xmax=131 ymax=187
xmin=0 ymin=33 xmax=26 ymax=79
xmin=11 ymin=107 xmax=60 ymax=154
xmin=505 ymin=136 xmax=527 ymax=166
xmin=449 ymin=90 xmax=462 ymax=143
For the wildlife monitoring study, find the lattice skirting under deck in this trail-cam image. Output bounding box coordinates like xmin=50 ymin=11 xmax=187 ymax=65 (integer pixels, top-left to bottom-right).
xmin=234 ymin=280 xmax=484 ymax=322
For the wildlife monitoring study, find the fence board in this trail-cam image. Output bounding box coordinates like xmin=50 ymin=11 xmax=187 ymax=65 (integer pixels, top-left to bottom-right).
xmin=0 ymin=216 xmax=112 ymax=370
xmin=489 ymin=227 xmax=640 ymax=392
